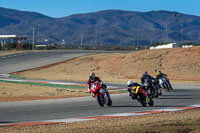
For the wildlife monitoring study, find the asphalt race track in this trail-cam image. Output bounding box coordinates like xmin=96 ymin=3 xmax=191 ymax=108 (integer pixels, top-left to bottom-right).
xmin=0 ymin=50 xmax=97 ymax=74
xmin=0 ymin=50 xmax=200 ymax=124
xmin=0 ymin=50 xmax=129 ymax=74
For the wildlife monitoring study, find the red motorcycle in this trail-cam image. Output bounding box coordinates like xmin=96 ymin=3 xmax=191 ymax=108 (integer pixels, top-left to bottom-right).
xmin=129 ymin=84 xmax=154 ymax=107
xmin=89 ymin=81 xmax=112 ymax=107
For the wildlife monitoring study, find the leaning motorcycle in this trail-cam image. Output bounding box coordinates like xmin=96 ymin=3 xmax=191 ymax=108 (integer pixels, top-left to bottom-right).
xmin=89 ymin=81 xmax=112 ymax=107
xmin=142 ymin=79 xmax=159 ymax=98
xmin=129 ymin=85 xmax=154 ymax=107
xmin=158 ymin=77 xmax=171 ymax=91
xmin=151 ymin=78 xmax=162 ymax=97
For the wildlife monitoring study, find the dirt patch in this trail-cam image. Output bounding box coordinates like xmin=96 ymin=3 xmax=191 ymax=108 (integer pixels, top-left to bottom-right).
xmin=15 ymin=46 xmax=200 ymax=83
xmin=1 ymin=108 xmax=200 ymax=133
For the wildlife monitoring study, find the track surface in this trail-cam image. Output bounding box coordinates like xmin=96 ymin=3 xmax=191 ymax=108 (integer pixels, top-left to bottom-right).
xmin=0 ymin=50 xmax=97 ymax=74
xmin=0 ymin=85 xmax=200 ymax=123
xmin=0 ymin=50 xmax=199 ymax=124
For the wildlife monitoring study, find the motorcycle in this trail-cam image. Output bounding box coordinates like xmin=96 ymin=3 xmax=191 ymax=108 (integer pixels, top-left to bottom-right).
xmin=142 ymin=78 xmax=159 ymax=98
xmin=129 ymin=85 xmax=154 ymax=107
xmin=158 ymin=77 xmax=171 ymax=91
xmin=151 ymin=78 xmax=162 ymax=97
xmin=89 ymin=81 xmax=112 ymax=107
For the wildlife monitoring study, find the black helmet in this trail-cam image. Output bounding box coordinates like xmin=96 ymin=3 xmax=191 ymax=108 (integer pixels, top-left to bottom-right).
xmin=89 ymin=72 xmax=95 ymax=81
xmin=91 ymin=72 xmax=95 ymax=77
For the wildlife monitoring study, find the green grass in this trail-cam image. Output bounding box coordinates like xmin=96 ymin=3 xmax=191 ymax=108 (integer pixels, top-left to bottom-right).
xmin=9 ymin=74 xmax=26 ymax=79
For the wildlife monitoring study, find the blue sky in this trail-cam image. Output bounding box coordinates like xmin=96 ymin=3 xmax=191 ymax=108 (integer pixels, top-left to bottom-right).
xmin=0 ymin=0 xmax=200 ymax=18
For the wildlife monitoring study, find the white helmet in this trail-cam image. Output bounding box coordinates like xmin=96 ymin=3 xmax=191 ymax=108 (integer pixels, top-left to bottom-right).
xmin=127 ymin=80 xmax=133 ymax=86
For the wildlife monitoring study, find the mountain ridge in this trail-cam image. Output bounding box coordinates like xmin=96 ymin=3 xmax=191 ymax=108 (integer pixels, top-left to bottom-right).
xmin=0 ymin=7 xmax=200 ymax=46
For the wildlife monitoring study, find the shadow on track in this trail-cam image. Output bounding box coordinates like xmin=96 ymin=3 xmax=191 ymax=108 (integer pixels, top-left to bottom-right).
xmin=111 ymin=105 xmax=178 ymax=108
xmin=111 ymin=105 xmax=144 ymax=108
xmin=0 ymin=121 xmax=14 ymax=124
xmin=158 ymin=97 xmax=198 ymax=100
xmin=162 ymin=95 xmax=195 ymax=97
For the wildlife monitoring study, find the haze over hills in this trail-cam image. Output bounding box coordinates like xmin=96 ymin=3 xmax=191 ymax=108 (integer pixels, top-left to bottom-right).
xmin=0 ymin=7 xmax=200 ymax=46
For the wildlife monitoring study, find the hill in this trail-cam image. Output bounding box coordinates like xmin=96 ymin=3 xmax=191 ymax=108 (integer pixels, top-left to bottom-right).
xmin=15 ymin=46 xmax=200 ymax=83
xmin=1 ymin=7 xmax=200 ymax=46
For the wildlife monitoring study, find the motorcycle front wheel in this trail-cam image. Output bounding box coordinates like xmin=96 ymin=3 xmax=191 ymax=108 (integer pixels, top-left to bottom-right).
xmin=148 ymin=99 xmax=154 ymax=106
xmin=138 ymin=93 xmax=147 ymax=107
xmin=96 ymin=94 xmax=105 ymax=107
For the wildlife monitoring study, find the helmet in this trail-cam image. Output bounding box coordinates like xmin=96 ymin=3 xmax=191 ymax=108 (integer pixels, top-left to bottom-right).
xmin=127 ymin=80 xmax=134 ymax=87
xmin=90 ymin=72 xmax=95 ymax=77
xmin=89 ymin=72 xmax=95 ymax=81
xmin=143 ymin=71 xmax=148 ymax=76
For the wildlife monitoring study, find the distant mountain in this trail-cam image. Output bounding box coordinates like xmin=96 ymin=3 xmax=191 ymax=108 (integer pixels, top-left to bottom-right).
xmin=0 ymin=7 xmax=200 ymax=46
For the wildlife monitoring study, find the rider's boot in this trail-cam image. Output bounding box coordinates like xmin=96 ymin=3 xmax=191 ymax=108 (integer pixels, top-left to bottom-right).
xmin=128 ymin=88 xmax=132 ymax=96
xmin=128 ymin=91 xmax=132 ymax=96
xmin=106 ymin=92 xmax=111 ymax=101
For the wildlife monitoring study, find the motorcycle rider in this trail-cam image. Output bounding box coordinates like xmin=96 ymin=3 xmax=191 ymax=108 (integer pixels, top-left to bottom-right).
xmin=87 ymin=72 xmax=110 ymax=98
xmin=141 ymin=71 xmax=153 ymax=85
xmin=127 ymin=80 xmax=150 ymax=103
xmin=141 ymin=71 xmax=162 ymax=98
xmin=155 ymin=69 xmax=173 ymax=90
xmin=155 ymin=69 xmax=167 ymax=78
xmin=87 ymin=72 xmax=102 ymax=91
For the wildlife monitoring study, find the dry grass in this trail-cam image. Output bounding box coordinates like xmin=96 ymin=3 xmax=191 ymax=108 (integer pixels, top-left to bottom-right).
xmin=0 ymin=82 xmax=91 ymax=101
xmin=1 ymin=108 xmax=200 ymax=133
xmin=15 ymin=46 xmax=200 ymax=83
xmin=0 ymin=81 xmax=121 ymax=101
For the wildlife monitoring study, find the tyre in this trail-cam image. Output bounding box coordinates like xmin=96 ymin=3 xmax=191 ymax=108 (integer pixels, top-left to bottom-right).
xmin=148 ymin=99 xmax=154 ymax=106
xmin=155 ymin=89 xmax=159 ymax=98
xmin=96 ymin=94 xmax=104 ymax=107
xmin=163 ymin=83 xmax=170 ymax=91
xmin=150 ymin=87 xmax=155 ymax=99
xmin=159 ymin=89 xmax=162 ymax=96
xmin=152 ymin=84 xmax=159 ymax=98
xmin=139 ymin=93 xmax=147 ymax=107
